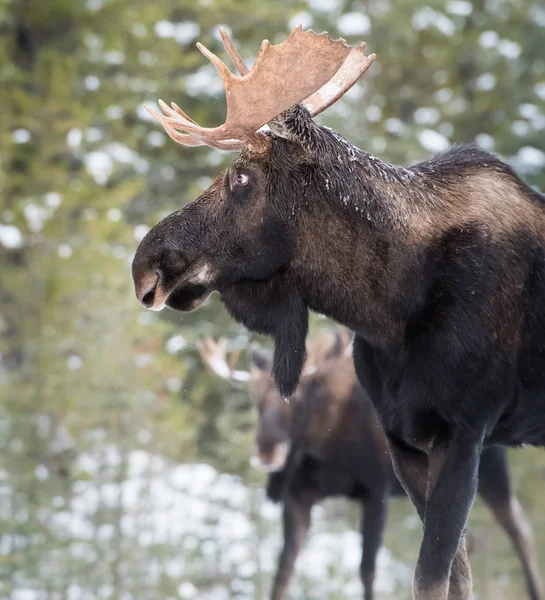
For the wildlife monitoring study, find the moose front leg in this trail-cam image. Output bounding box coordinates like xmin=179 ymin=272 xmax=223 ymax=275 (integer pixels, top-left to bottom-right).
xmin=270 ymin=492 xmax=314 ymax=600
xmin=413 ymin=430 xmax=483 ymax=600
xmin=388 ymin=436 xmax=474 ymax=600
xmin=360 ymin=494 xmax=389 ymax=600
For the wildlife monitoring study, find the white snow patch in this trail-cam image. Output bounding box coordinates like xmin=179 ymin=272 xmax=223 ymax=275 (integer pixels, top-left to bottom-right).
xmin=176 ymin=22 xmax=201 ymax=45
xmin=412 ymin=8 xmax=455 ymax=35
xmin=434 ymin=88 xmax=453 ymax=103
xmin=337 ymin=13 xmax=371 ymax=36
xmin=103 ymin=51 xmax=124 ymax=65
xmin=184 ymin=66 xmax=225 ymax=97
xmin=147 ymin=131 xmax=166 ymax=147
xmin=530 ymin=5 xmax=545 ymax=27
xmin=476 ymin=73 xmax=496 ymax=91
xmin=67 ymin=128 xmax=82 ymax=148
xmin=446 ymin=0 xmax=473 ymax=16
xmin=517 ymin=147 xmax=545 ymax=169
xmin=413 ymin=107 xmax=440 ymax=125
xmin=535 ymin=82 xmax=545 ymax=101
xmin=0 ymin=224 xmax=23 ymax=249
xmin=155 ymin=21 xmax=200 ymax=45
xmin=45 ymin=192 xmax=62 ymax=208
xmin=479 ymin=30 xmax=498 ymax=48
xmin=107 ymin=208 xmax=122 ymax=222
xmin=288 ymin=12 xmax=313 ymax=30
xmin=107 ymin=142 xmax=136 ymax=164
xmin=67 ymin=355 xmax=83 ymax=370
xmin=497 ymin=39 xmax=521 ymax=59
xmin=4 ymin=447 xmax=412 ymax=597
xmin=58 ymin=244 xmax=73 ymax=259
xmin=345 ymin=83 xmax=364 ymax=100
xmin=418 ymin=129 xmax=450 ymax=152
xmin=85 ymin=75 xmax=100 ymax=91
xmin=512 ymin=120 xmax=530 ymax=136
xmin=155 ymin=20 xmax=174 ymax=38
xmin=35 ymin=465 xmax=49 ymax=481
xmin=24 ymin=203 xmax=51 ymax=232
xmin=475 ymin=133 xmax=495 ymax=151
xmin=365 ymin=105 xmax=382 ymax=122
xmin=12 ymin=129 xmax=30 ymax=144
xmin=133 ymin=224 xmax=149 ymax=242
xmin=519 ymin=103 xmax=540 ymax=119
xmin=178 ymin=582 xmax=198 ymax=598
xmin=385 ymin=118 xmax=406 ymax=135
xmin=308 ymin=0 xmax=340 ymax=11
xmin=84 ymin=151 xmax=113 ymax=185
xmin=165 ymin=335 xmax=187 ymax=354
xmin=12 ymin=590 xmax=39 ymax=600
xmin=85 ymin=127 xmax=103 ymax=143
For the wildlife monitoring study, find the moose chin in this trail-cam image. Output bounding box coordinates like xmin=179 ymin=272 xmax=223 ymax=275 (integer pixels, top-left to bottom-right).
xmin=132 ymin=26 xmax=545 ymax=600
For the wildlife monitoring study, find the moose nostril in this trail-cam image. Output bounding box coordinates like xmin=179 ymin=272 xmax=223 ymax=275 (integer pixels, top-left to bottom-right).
xmin=137 ymin=275 xmax=158 ymax=308
xmin=141 ymin=287 xmax=156 ymax=308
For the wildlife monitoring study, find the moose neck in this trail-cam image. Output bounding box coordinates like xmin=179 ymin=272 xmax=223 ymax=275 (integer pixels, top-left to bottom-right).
xmin=291 ymin=144 xmax=427 ymax=349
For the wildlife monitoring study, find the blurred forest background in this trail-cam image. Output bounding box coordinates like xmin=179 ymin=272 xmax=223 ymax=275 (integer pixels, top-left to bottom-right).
xmin=1 ymin=0 xmax=545 ymax=598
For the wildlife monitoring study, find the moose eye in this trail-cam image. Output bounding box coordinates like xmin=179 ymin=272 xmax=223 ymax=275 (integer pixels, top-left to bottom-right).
xmin=234 ymin=172 xmax=249 ymax=187
xmin=233 ymin=173 xmax=250 ymax=187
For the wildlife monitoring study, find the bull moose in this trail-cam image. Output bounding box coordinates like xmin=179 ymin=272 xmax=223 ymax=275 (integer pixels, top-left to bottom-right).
xmin=197 ymin=330 xmax=543 ymax=600
xmin=132 ymin=27 xmax=545 ymax=599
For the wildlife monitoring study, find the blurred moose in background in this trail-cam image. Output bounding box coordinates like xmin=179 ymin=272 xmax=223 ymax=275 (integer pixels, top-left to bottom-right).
xmin=197 ymin=329 xmax=544 ymax=600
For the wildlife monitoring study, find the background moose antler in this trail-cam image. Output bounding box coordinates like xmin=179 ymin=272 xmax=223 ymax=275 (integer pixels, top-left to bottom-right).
xmin=145 ymin=26 xmax=375 ymax=151
xmin=196 ymin=337 xmax=252 ymax=382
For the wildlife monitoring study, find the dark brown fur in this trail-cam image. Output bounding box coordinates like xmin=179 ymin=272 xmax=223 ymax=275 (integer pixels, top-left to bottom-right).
xmin=133 ymin=104 xmax=545 ymax=599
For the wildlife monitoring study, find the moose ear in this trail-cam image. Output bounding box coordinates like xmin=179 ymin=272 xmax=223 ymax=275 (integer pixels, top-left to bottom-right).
xmin=249 ymin=345 xmax=271 ymax=371
xmin=268 ymin=104 xmax=320 ymax=151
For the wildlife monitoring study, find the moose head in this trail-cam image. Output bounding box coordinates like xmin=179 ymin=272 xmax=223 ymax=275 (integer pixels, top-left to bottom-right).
xmin=196 ymin=330 xmax=354 ymax=473
xmin=132 ymin=27 xmax=375 ymax=398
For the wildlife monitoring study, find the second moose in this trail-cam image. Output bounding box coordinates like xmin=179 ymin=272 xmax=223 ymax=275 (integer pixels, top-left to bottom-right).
xmin=198 ymin=330 xmax=543 ymax=600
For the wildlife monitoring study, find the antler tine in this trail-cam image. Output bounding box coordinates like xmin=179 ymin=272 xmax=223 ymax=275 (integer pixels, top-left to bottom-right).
xmin=171 ymin=102 xmax=198 ymax=125
xmin=219 ymin=27 xmax=250 ymax=76
xmin=196 ymin=337 xmax=251 ymax=382
xmin=159 ymin=99 xmax=197 ymax=128
xmin=303 ymin=43 xmax=376 ymax=118
xmin=196 ymin=41 xmax=236 ymax=83
xmin=144 ymin=105 xmax=207 ymax=147
xmin=145 ymin=104 xmax=244 ymax=151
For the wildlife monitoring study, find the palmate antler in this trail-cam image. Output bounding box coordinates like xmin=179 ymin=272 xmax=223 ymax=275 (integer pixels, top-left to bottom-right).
xmin=145 ymin=26 xmax=375 ymax=151
xmin=196 ymin=337 xmax=252 ymax=382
